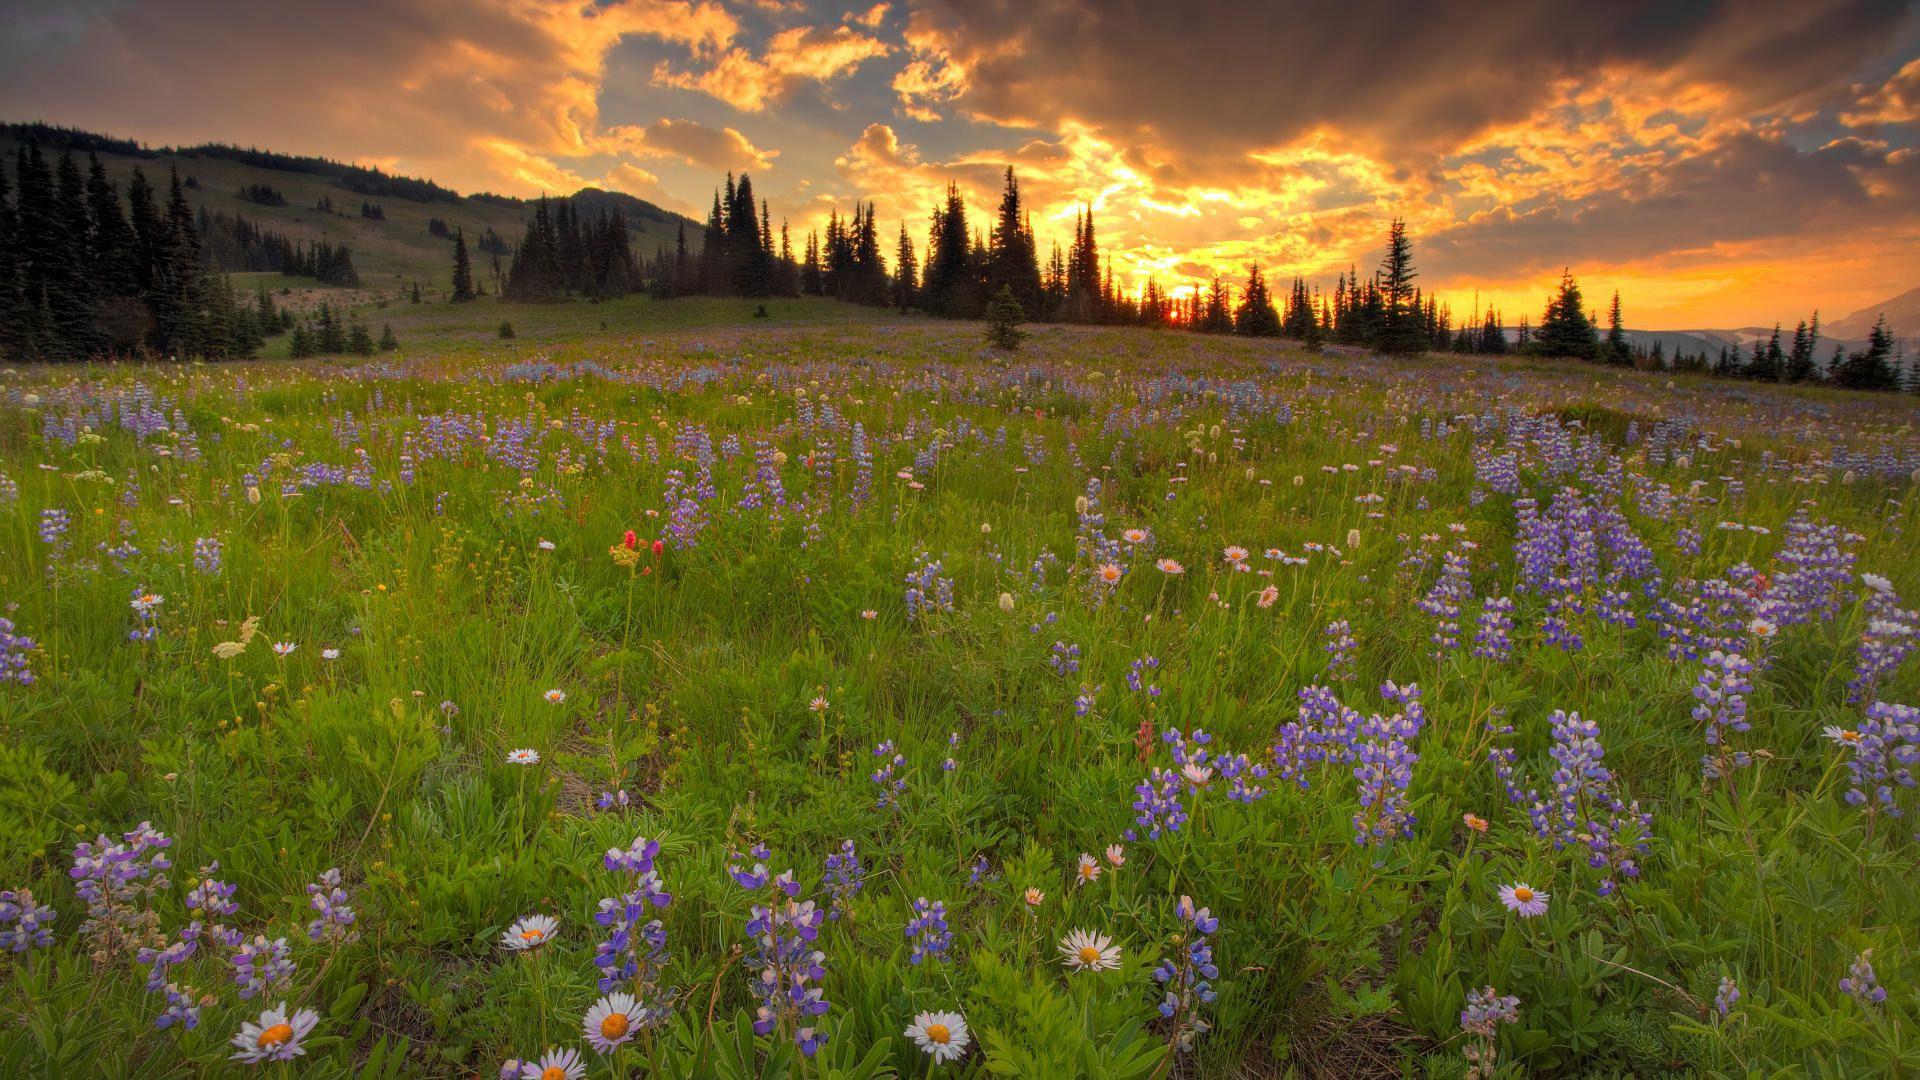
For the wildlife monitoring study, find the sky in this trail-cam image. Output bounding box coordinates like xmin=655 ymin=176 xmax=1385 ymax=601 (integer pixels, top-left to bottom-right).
xmin=2 ymin=0 xmax=1919 ymax=330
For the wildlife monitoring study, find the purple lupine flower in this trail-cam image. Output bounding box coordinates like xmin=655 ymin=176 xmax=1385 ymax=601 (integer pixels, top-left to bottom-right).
xmin=1472 ymin=596 xmax=1514 ymax=661
xmin=904 ymin=897 xmax=952 ymax=965
xmin=1714 ymin=976 xmax=1739 ymax=1018
xmin=0 ymin=614 xmax=36 ymax=686
xmin=306 ymin=868 xmax=358 ymax=944
xmin=592 ymin=839 xmax=674 ymax=1019
xmin=1839 ymin=950 xmax=1887 ymax=1006
xmin=1532 ymin=710 xmax=1652 ymax=896
xmin=1459 ymin=986 xmax=1520 ymax=1080
xmin=1128 ymin=768 xmax=1188 ymax=842
xmin=192 ymin=536 xmax=223 ymax=576
xmin=1415 ymin=548 xmax=1474 ymax=657
xmin=1153 ymin=895 xmax=1220 ymax=1052
xmin=732 ymin=853 xmax=831 ymax=1057
xmin=1048 ymin=641 xmax=1081 ymax=677
xmin=1831 ymin=701 xmax=1919 ymax=818
xmin=70 ymin=821 xmax=173 ymax=951
xmin=38 ymin=508 xmax=71 ymax=547
xmin=1323 ymin=620 xmax=1357 ymax=681
xmin=1848 ymin=577 xmax=1917 ymax=703
xmin=1693 ymin=650 xmax=1755 ymax=782
xmin=822 ymin=841 xmax=865 ymax=920
xmin=1349 ymin=682 xmax=1425 ymax=846
xmin=0 ymin=889 xmax=55 ymax=952
xmin=231 ymin=935 xmax=296 ymax=1000
xmin=870 ymin=740 xmax=907 ymax=810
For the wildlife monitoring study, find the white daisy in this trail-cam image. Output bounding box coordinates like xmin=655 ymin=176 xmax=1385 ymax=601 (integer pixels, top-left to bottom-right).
xmin=1059 ymin=928 xmax=1121 ymax=972
xmin=272 ymin=642 xmax=297 ymax=657
xmin=1074 ymin=853 xmax=1102 ymax=885
xmin=229 ymin=1001 xmax=319 ymax=1063
xmin=502 ymin=914 xmax=557 ymax=952
xmin=1823 ymin=725 xmax=1863 ymax=746
xmin=1104 ymin=844 xmax=1126 ymax=868
xmin=905 ymin=1010 xmax=971 ymax=1064
xmin=537 ymin=539 xmax=556 ymax=551
xmin=544 ymin=689 xmax=566 ymax=704
xmin=584 ymin=991 xmax=640 ymax=1053
xmin=320 ymin=647 xmax=341 ymax=660
xmin=520 ymin=1047 xmax=585 ymax=1080
xmin=507 ymin=748 xmax=541 ymax=766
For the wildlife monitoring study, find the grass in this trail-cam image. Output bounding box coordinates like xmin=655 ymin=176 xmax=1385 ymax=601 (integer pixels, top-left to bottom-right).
xmin=0 ymin=315 xmax=1917 ymax=1077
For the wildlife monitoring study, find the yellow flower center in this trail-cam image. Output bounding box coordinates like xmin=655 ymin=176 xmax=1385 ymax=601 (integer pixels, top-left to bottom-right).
xmin=1842 ymin=731 xmax=1861 ymax=742
xmin=926 ymin=1023 xmax=950 ymax=1044
xmin=520 ymin=929 xmax=545 ymax=943
xmin=1513 ymin=887 xmax=1533 ymax=902
xmin=257 ymin=1022 xmax=294 ymax=1048
xmin=543 ymin=1068 xmax=567 ymax=1080
xmin=1079 ymin=865 xmax=1095 ymax=879
xmin=1079 ymin=945 xmax=1102 ymax=965
xmin=601 ymin=1012 xmax=631 ymax=1040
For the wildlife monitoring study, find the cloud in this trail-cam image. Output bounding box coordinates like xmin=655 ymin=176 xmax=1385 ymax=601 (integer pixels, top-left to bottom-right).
xmin=900 ymin=0 xmax=1914 ymax=166
xmin=1844 ymin=57 xmax=1920 ymax=126
xmin=651 ymin=24 xmax=890 ymax=112
xmin=610 ymin=118 xmax=777 ymax=172
xmin=0 ymin=0 xmax=740 ymax=195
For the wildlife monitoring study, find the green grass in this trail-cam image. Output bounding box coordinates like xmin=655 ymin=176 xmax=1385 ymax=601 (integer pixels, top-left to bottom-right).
xmin=0 ymin=318 xmax=1917 ymax=1077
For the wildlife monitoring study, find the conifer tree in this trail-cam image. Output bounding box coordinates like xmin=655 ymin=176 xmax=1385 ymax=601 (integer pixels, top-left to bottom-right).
xmin=985 ymin=167 xmax=1042 ymax=315
xmin=1532 ymin=269 xmax=1600 ymax=360
xmin=379 ymin=323 xmax=399 ymax=352
xmin=985 ymin=285 xmax=1025 ymax=350
xmin=892 ymin=222 xmax=917 ymax=309
xmin=450 ymin=228 xmax=476 ymax=302
xmin=921 ymin=184 xmax=977 ymax=318
xmin=1374 ymin=218 xmax=1426 ymax=355
xmin=1233 ymin=264 xmax=1281 ymax=336
xmin=1604 ymin=290 xmax=1630 ymax=366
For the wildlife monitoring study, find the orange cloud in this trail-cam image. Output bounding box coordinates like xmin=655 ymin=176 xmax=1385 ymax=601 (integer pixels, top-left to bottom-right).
xmin=1844 ymin=58 xmax=1920 ymax=127
xmin=608 ymin=118 xmax=777 ymax=172
xmin=651 ymin=24 xmax=891 ymax=112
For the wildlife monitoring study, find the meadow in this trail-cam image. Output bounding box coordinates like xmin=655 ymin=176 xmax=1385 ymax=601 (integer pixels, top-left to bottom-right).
xmin=0 ymin=304 xmax=1916 ymax=1077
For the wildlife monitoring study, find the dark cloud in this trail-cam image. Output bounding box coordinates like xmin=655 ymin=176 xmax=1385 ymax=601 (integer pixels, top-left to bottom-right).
xmin=1424 ymin=131 xmax=1920 ymax=277
xmin=905 ymin=0 xmax=1915 ymax=165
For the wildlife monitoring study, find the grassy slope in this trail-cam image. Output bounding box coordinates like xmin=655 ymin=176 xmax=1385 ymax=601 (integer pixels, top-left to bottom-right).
xmin=0 ymin=136 xmax=693 ymax=300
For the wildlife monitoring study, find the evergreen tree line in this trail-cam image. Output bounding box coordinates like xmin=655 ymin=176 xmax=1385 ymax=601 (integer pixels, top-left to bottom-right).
xmin=0 ymin=143 xmax=282 ymax=362
xmin=501 ymin=196 xmax=641 ymax=301
xmin=285 ymin=301 xmax=397 ymax=358
xmin=194 ymin=208 xmax=360 ymax=286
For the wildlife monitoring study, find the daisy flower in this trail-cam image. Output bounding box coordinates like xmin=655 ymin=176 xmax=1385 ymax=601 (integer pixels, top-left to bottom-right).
xmin=229 ymin=1002 xmax=318 ymax=1064
xmin=1023 ymin=887 xmax=1045 ymax=907
xmin=584 ymin=991 xmax=641 ymax=1053
xmin=520 ymin=1048 xmax=585 ymax=1080
xmin=905 ymin=1010 xmax=971 ymax=1064
xmin=538 ymin=539 xmax=556 ymax=551
xmin=272 ymin=642 xmax=297 ymax=657
xmin=1223 ymin=545 xmax=1249 ymax=563
xmin=1155 ymin=558 xmax=1184 ymax=575
xmin=502 ymin=914 xmax=557 ymax=952
xmin=1462 ymin=813 xmax=1489 ymax=833
xmin=543 ymin=689 xmax=566 ymax=704
xmin=1498 ymin=883 xmax=1549 ymax=918
xmin=1823 ymin=725 xmax=1862 ymax=746
xmin=809 ymin=696 xmax=829 ymax=713
xmin=1059 ymin=929 xmax=1121 ymax=972
xmin=1122 ymin=528 xmax=1149 ymax=544
xmin=1096 ymin=562 xmax=1123 ymax=585
xmin=1104 ymin=844 xmax=1126 ymax=868
xmin=861 ymin=610 xmax=878 ymax=620
xmin=507 ymin=748 xmax=541 ymax=766
xmin=320 ymin=647 xmax=340 ymax=661
xmin=1074 ymin=853 xmax=1102 ymax=885
xmin=1257 ymin=585 xmax=1279 ymax=608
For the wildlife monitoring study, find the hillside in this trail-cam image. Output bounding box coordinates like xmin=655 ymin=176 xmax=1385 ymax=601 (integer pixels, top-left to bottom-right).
xmin=0 ymin=122 xmax=701 ymax=301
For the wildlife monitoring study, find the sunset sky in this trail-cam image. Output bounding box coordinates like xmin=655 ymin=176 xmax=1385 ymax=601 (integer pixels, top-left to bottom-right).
xmin=2 ymin=0 xmax=1918 ymax=329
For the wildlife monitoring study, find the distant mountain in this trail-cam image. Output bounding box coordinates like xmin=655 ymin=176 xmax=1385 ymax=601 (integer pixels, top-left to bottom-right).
xmin=1826 ymin=286 xmax=1920 ymax=341
xmin=0 ymin=121 xmax=701 ymax=293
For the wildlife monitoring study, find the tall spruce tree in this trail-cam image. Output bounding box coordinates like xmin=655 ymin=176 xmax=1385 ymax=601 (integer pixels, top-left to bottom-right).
xmin=1532 ymin=269 xmax=1600 ymax=360
xmin=1374 ymin=219 xmax=1426 ymax=355
xmin=985 ymin=167 xmax=1042 ymax=315
xmin=1604 ymin=290 xmax=1630 ymax=366
xmin=450 ymin=228 xmax=476 ymax=302
xmin=1233 ymin=264 xmax=1281 ymax=336
xmin=921 ymin=183 xmax=977 ymax=318
xmin=892 ymin=222 xmax=917 ymax=309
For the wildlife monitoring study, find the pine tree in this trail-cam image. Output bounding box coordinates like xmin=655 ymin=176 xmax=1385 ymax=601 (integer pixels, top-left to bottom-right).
xmin=1603 ymin=290 xmax=1630 ymax=366
xmin=1374 ymin=219 xmax=1426 ymax=355
xmin=1834 ymin=316 xmax=1899 ymax=391
xmin=892 ymin=222 xmax=917 ymax=309
xmin=921 ymin=184 xmax=977 ymax=318
xmin=379 ymin=323 xmax=399 ymax=351
xmin=1785 ymin=312 xmax=1819 ymax=382
xmin=1748 ymin=325 xmax=1784 ymax=382
xmin=451 ymin=228 xmax=476 ymax=301
xmin=985 ymin=167 xmax=1043 ymax=315
xmin=348 ymin=317 xmax=375 ymax=356
xmin=984 ymin=285 xmax=1025 ymax=350
xmin=1233 ymin=264 xmax=1281 ymax=336
xmin=1532 ymin=269 xmax=1600 ymax=360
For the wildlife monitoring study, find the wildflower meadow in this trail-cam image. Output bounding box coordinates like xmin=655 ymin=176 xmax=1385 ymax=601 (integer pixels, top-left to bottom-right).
xmin=1 ymin=314 xmax=1917 ymax=1076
